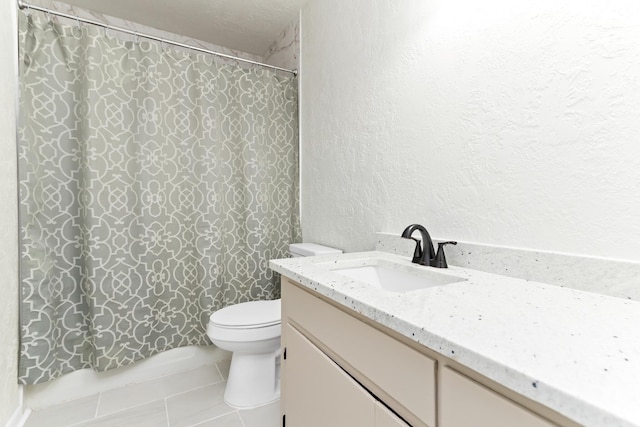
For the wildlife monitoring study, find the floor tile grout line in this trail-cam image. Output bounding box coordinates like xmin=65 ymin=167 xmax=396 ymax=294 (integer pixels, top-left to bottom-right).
xmin=238 ymin=409 xmax=247 ymax=427
xmin=214 ymin=361 xmax=223 ymax=380
xmin=163 ymin=380 xmax=227 ymax=402
xmin=93 ymin=392 xmax=102 ymax=419
xmin=214 ymin=359 xmax=230 ymax=380
xmin=65 ymin=398 xmax=168 ymax=427
xmin=30 ymin=396 xmax=278 ymax=427
xmin=188 ymin=409 xmax=242 ymax=427
xmin=97 ymin=361 xmax=229 ymax=404
xmin=164 ymin=397 xmax=171 ymax=427
xmin=95 ymin=375 xmax=227 ymax=418
xmin=102 ymin=362 xmax=227 ymax=395
xmin=111 ymin=362 xmax=229 ymax=387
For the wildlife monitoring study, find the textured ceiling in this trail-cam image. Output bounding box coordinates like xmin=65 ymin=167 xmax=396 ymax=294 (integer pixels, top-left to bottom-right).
xmin=53 ymin=0 xmax=306 ymax=56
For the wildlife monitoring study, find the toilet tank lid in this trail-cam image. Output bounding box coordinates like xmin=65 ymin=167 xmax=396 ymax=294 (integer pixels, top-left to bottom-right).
xmin=289 ymin=243 xmax=342 ymax=257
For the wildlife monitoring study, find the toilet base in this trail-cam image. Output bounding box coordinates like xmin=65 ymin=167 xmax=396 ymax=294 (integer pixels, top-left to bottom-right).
xmin=224 ymin=349 xmax=281 ymax=409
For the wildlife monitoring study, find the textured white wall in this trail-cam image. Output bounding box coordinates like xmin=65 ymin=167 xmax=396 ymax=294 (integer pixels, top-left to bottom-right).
xmin=300 ymin=0 xmax=640 ymax=261
xmin=0 ymin=0 xmax=20 ymax=423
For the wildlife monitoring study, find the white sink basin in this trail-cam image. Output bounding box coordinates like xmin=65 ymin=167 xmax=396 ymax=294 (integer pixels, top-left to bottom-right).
xmin=333 ymin=264 xmax=465 ymax=293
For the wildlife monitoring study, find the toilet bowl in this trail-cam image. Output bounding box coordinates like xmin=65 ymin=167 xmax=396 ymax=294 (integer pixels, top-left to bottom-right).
xmin=207 ymin=243 xmax=342 ymax=409
xmin=207 ymin=299 xmax=281 ymax=408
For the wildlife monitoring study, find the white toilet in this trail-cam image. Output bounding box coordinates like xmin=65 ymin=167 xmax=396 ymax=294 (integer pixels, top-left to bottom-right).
xmin=206 ymin=243 xmax=342 ymax=409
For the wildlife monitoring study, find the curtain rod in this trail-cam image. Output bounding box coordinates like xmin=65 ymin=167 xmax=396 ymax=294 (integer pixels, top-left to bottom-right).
xmin=16 ymin=0 xmax=298 ymax=76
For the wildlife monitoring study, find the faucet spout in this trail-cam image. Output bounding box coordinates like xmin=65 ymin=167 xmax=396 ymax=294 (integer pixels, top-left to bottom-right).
xmin=401 ymin=224 xmax=436 ymax=266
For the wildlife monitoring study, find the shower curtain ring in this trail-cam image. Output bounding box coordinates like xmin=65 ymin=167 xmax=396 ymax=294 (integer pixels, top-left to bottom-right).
xmin=135 ymin=32 xmax=140 ymax=44
xmin=46 ymin=10 xmax=51 ymax=22
xmin=75 ymin=17 xmax=81 ymax=36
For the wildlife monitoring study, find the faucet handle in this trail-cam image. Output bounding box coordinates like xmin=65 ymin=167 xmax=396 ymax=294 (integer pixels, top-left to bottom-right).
xmin=430 ymin=241 xmax=457 ymax=268
xmin=409 ymin=237 xmax=423 ymax=263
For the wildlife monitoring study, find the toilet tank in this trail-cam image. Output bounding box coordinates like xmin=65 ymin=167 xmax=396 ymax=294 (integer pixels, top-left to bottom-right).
xmin=289 ymin=243 xmax=342 ymax=258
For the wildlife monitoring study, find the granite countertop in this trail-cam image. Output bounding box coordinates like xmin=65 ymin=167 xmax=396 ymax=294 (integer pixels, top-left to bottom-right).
xmin=270 ymin=250 xmax=640 ymax=427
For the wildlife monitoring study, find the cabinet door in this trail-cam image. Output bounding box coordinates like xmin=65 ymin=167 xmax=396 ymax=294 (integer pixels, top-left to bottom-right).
xmin=375 ymin=402 xmax=411 ymax=427
xmin=283 ymin=324 xmax=375 ymax=427
xmin=440 ymin=367 xmax=557 ymax=427
xmin=282 ymin=277 xmax=435 ymax=426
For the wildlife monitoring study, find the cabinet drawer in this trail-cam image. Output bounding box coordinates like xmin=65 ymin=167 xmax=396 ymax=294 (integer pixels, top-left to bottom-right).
xmin=282 ymin=278 xmax=436 ymax=427
xmin=440 ymin=367 xmax=557 ymax=427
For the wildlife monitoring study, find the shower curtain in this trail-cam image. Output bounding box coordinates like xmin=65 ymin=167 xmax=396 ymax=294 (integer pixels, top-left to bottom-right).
xmin=18 ymin=12 xmax=300 ymax=385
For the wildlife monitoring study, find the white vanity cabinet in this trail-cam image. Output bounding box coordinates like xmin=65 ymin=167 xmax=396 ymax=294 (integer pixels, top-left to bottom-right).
xmin=280 ymin=277 xmax=574 ymax=427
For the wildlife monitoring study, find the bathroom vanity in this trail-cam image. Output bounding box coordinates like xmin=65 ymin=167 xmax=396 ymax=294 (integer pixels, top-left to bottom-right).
xmin=270 ymin=251 xmax=640 ymax=427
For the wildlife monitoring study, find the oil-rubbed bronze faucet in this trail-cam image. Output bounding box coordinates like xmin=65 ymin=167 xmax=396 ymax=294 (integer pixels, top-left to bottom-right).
xmin=401 ymin=224 xmax=457 ymax=268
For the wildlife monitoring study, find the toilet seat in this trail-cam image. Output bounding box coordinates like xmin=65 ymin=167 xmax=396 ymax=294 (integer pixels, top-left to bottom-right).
xmin=209 ymin=299 xmax=281 ymax=329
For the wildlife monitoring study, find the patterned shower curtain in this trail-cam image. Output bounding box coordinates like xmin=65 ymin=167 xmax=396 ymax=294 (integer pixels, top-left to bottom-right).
xmin=18 ymin=12 xmax=300 ymax=384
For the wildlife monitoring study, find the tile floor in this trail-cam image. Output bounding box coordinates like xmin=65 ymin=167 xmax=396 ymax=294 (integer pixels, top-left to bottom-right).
xmin=24 ymin=359 xmax=280 ymax=427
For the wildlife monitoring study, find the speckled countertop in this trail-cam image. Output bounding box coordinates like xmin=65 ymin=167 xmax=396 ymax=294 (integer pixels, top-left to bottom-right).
xmin=270 ymin=251 xmax=640 ymax=427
